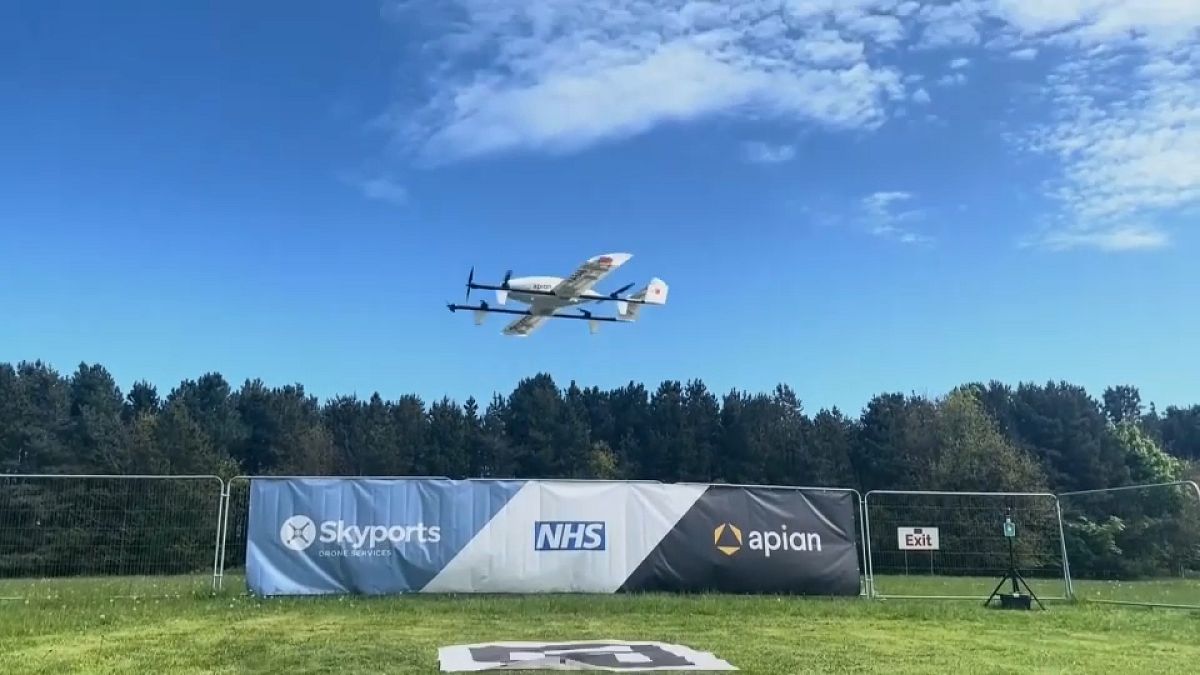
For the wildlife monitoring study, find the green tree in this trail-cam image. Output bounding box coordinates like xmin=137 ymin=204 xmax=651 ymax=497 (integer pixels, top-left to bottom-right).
xmin=6 ymin=361 xmax=72 ymax=472
xmin=0 ymin=364 xmax=24 ymax=472
xmin=123 ymin=380 xmax=160 ymax=423
xmin=152 ymin=400 xmax=236 ymax=475
xmin=503 ymin=375 xmax=588 ymax=478
xmin=646 ymin=381 xmax=686 ymax=481
xmin=234 ymin=380 xmax=328 ymax=474
xmin=1103 ymin=385 xmax=1143 ymax=426
xmin=389 ymin=394 xmax=427 ymax=475
xmin=1005 ymin=381 xmax=1130 ymax=492
xmin=680 ymin=380 xmax=719 ymax=482
xmin=769 ymin=385 xmax=809 ymax=485
xmin=586 ymin=440 xmax=620 ymax=479
xmin=323 ymin=395 xmax=365 ymax=474
xmin=606 ymin=382 xmax=652 ymax=478
xmin=1158 ymin=405 xmax=1200 ymax=461
xmin=1112 ymin=422 xmax=1179 ymax=485
xmin=166 ymin=373 xmax=245 ymax=461
xmin=931 ymin=389 xmax=1047 ymax=492
xmin=426 ymin=397 xmax=469 ymax=477
xmin=806 ymin=408 xmax=857 ymax=488
xmin=853 ymin=393 xmax=938 ymax=491
xmin=477 ymin=394 xmax=514 ymax=477
xmin=716 ymin=390 xmax=750 ymax=483
xmin=67 ymin=363 xmax=129 ymax=473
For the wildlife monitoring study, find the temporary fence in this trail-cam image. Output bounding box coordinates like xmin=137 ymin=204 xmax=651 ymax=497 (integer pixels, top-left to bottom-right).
xmin=1058 ymin=481 xmax=1200 ymax=609
xmin=0 ymin=474 xmax=224 ymax=599
xmin=863 ymin=490 xmax=1070 ymax=600
xmin=2 ymin=474 xmax=1198 ymax=608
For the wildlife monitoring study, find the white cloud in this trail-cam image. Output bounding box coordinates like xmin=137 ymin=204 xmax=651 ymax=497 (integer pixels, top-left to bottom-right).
xmin=1030 ymin=225 xmax=1170 ymax=252
xmin=742 ymin=141 xmax=797 ymax=164
xmin=860 ymin=190 xmax=933 ymax=244
xmin=916 ymin=0 xmax=987 ymax=48
xmin=380 ymin=0 xmax=1200 ymax=252
xmin=863 ymin=190 xmax=912 ymax=214
xmin=353 ymin=174 xmax=409 ymax=205
xmin=393 ymin=0 xmax=909 ymax=162
xmin=1020 ymin=38 xmax=1200 ymax=250
xmin=990 ymin=0 xmax=1200 ymax=49
xmin=919 ymin=21 xmax=980 ymax=48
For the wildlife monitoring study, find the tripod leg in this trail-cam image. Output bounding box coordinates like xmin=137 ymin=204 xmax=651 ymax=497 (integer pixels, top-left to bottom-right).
xmin=1013 ymin=570 xmax=1045 ymax=610
xmin=984 ymin=572 xmax=1011 ymax=607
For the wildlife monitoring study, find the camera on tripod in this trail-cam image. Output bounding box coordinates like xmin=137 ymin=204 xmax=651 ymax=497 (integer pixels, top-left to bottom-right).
xmin=985 ymin=511 xmax=1045 ymax=611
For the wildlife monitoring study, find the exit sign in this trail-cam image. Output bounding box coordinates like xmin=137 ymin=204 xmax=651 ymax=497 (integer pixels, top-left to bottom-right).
xmin=897 ymin=527 xmax=940 ymax=551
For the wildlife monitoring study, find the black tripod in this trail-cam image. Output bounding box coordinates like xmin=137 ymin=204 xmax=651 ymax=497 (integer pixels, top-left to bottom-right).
xmin=984 ymin=521 xmax=1045 ymax=610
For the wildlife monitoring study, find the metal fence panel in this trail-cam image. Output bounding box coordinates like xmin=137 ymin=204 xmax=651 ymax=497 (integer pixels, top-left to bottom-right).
xmin=864 ymin=490 xmax=1069 ymax=600
xmin=1058 ymin=481 xmax=1200 ymax=609
xmin=0 ymin=474 xmax=224 ymax=599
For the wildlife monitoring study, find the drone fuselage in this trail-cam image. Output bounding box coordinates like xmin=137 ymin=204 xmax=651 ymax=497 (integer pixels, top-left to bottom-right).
xmin=503 ymin=276 xmax=606 ymax=309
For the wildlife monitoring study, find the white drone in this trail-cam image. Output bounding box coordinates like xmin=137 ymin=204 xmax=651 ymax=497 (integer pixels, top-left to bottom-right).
xmin=447 ymin=253 xmax=668 ymax=336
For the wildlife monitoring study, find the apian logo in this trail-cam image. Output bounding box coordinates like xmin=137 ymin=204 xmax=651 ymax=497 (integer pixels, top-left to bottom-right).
xmin=534 ymin=521 xmax=606 ymax=551
xmin=281 ymin=515 xmax=316 ymax=551
xmin=713 ymin=522 xmax=822 ymax=558
xmin=713 ymin=523 xmax=742 ymax=556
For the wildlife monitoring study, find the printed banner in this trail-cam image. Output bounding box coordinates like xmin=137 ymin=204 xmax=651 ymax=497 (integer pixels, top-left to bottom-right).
xmin=246 ymin=479 xmax=860 ymax=596
xmin=438 ymin=640 xmax=737 ymax=671
xmin=620 ymin=485 xmax=861 ymax=596
xmin=246 ymin=478 xmax=525 ymax=595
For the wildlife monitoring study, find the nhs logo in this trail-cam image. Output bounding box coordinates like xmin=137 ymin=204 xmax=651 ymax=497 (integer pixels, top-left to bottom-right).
xmin=534 ymin=521 xmax=606 ymax=551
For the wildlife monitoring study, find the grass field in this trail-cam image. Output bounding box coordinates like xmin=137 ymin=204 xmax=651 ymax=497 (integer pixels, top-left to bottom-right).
xmin=2 ymin=576 xmax=1199 ymax=673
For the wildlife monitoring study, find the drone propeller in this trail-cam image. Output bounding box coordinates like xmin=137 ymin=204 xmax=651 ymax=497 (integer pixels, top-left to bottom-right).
xmin=465 ymin=266 xmax=476 ymax=302
xmin=594 ymin=282 xmax=635 ymax=304
xmin=502 ymin=269 xmax=513 ymax=289
xmin=610 ymin=282 xmax=635 ymax=298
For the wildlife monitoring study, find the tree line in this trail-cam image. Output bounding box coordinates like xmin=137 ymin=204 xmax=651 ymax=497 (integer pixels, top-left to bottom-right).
xmin=1 ymin=360 xmax=1198 ymax=579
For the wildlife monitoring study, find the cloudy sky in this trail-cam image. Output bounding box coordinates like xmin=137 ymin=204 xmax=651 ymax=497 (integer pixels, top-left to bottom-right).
xmin=3 ymin=1 xmax=1198 ymax=410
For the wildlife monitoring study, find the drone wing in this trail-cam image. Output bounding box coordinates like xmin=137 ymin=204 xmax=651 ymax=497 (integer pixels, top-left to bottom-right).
xmin=502 ymin=313 xmax=552 ymax=337
xmin=551 ymin=253 xmax=633 ymax=300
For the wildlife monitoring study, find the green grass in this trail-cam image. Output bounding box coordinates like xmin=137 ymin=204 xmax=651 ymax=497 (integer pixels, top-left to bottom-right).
xmin=871 ymin=573 xmax=1200 ymax=605
xmin=2 ymin=577 xmax=1200 ymax=673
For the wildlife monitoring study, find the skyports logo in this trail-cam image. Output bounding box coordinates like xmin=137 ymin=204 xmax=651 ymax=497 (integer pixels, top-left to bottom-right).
xmin=279 ymin=515 xmax=441 ymax=557
xmin=281 ymin=515 xmax=317 ymax=551
xmin=713 ymin=522 xmax=822 ymax=558
xmin=534 ymin=521 xmax=606 ymax=551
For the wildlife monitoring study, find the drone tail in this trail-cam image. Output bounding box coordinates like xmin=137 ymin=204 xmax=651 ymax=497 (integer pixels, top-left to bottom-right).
xmin=619 ymin=278 xmax=668 ymax=321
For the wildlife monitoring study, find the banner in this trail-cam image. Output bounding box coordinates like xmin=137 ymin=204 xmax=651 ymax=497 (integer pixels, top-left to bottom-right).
xmin=620 ymin=485 xmax=861 ymax=595
xmin=246 ymin=479 xmax=860 ymax=596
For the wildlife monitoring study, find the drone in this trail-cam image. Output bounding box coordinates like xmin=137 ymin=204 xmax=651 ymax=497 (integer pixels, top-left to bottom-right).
xmin=447 ymin=253 xmax=668 ymax=336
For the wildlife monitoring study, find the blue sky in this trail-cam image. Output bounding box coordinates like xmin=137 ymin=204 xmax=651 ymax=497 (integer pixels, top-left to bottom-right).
xmin=2 ymin=1 xmax=1198 ymax=413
